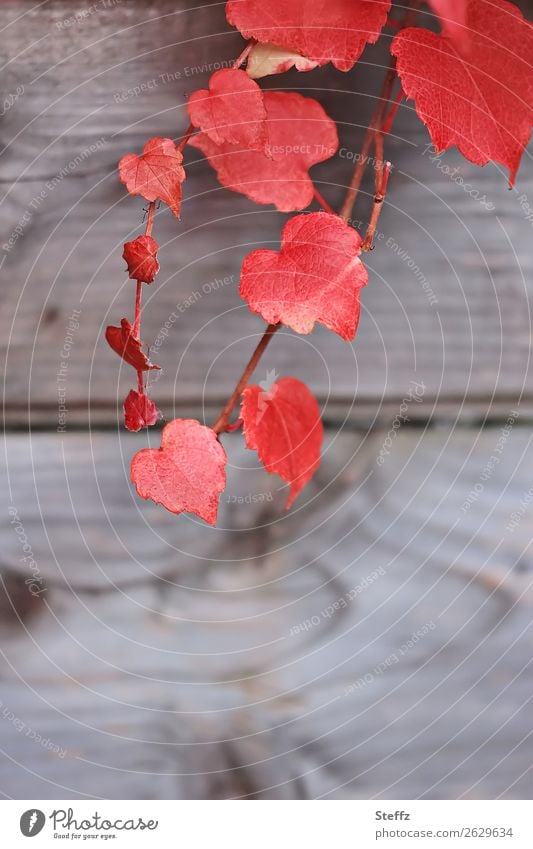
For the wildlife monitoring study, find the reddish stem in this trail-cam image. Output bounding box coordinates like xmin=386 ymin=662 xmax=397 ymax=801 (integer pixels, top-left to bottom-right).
xmin=339 ymin=1 xmax=419 ymax=223
xmin=233 ymin=39 xmax=255 ymax=69
xmin=132 ymin=200 xmax=156 ymax=396
xmin=212 ymin=324 xmax=280 ymax=434
xmin=145 ymin=200 xmax=155 ymax=236
xmin=362 ymin=161 xmax=392 ymax=251
xmin=133 ymin=280 xmax=143 ymax=339
xmin=177 ymin=121 xmax=195 ymax=154
xmin=381 ymin=86 xmax=404 ymax=136
xmin=313 ymin=186 xmax=335 ymax=214
xmin=339 ymin=65 xmax=396 ymax=222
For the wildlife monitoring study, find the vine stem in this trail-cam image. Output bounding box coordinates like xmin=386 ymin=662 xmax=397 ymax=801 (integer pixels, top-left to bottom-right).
xmin=212 ymin=324 xmax=280 ymax=434
xmin=133 ymin=200 xmax=156 ymax=395
xmin=339 ymin=1 xmax=419 ymax=222
xmin=362 ymin=160 xmax=392 ymax=251
xmin=339 ymin=63 xmax=397 ymax=222
xmin=313 ymin=186 xmax=335 ymax=214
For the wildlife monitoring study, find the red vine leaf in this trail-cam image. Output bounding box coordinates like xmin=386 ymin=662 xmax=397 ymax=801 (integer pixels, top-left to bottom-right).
xmin=189 ymin=91 xmax=338 ymax=212
xmin=187 ymin=68 xmax=267 ymax=148
xmin=240 ymin=212 xmax=368 ymax=340
xmin=123 ymin=235 xmax=160 ymax=284
xmin=105 ymin=318 xmax=160 ymax=371
xmin=118 ymin=137 xmax=186 ymax=217
xmin=246 ymin=42 xmax=319 ymax=78
xmin=392 ymin=0 xmax=533 ymax=185
xmin=241 ymin=376 xmax=323 ymax=508
xmin=124 ymin=390 xmax=160 ymax=432
xmin=226 ymin=0 xmax=391 ymax=71
xmin=130 ymin=419 xmax=227 ymax=524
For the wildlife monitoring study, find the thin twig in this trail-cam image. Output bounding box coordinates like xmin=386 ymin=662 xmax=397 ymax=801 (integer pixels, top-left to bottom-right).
xmin=313 ymin=186 xmax=335 ymax=214
xmin=362 ymin=161 xmax=392 ymax=251
xmin=212 ymin=324 xmax=280 ymax=434
xmin=339 ymin=1 xmax=419 ymax=223
xmin=339 ymin=64 xmax=397 ymax=222
xmin=132 ymin=201 xmax=156 ymax=395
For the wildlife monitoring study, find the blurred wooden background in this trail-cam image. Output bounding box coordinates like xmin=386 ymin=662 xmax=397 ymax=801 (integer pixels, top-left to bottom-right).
xmin=0 ymin=0 xmax=532 ymax=799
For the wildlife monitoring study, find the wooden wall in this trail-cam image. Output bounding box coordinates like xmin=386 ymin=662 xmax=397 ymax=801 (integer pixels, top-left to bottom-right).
xmin=0 ymin=0 xmax=532 ymax=800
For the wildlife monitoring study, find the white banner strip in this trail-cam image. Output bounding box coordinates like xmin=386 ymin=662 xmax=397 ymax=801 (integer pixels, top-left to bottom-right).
xmin=1 ymin=800 xmax=532 ymax=847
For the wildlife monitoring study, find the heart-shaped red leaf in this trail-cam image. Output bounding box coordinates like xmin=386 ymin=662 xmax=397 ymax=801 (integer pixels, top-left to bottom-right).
xmin=241 ymin=377 xmax=323 ymax=508
xmin=240 ymin=212 xmax=368 ymax=340
xmin=118 ymin=137 xmax=186 ymax=217
xmin=189 ymin=91 xmax=338 ymax=212
xmin=105 ymin=318 xmax=160 ymax=371
xmin=123 ymin=235 xmax=160 ymax=284
xmin=392 ymin=0 xmax=533 ymax=185
xmin=226 ymin=0 xmax=391 ymax=71
xmin=123 ymin=390 xmax=160 ymax=432
xmin=187 ymin=68 xmax=267 ymax=148
xmin=131 ymin=419 xmax=227 ymax=524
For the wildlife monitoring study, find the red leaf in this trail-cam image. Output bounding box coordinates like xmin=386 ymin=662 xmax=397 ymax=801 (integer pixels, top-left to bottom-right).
xmin=189 ymin=91 xmax=338 ymax=212
xmin=123 ymin=390 xmax=160 ymax=432
xmin=392 ymin=0 xmax=533 ymax=185
xmin=118 ymin=137 xmax=186 ymax=217
xmin=123 ymin=235 xmax=160 ymax=284
xmin=187 ymin=68 xmax=267 ymax=148
xmin=246 ymin=42 xmax=319 ymax=79
xmin=130 ymin=419 xmax=227 ymax=524
xmin=226 ymin=0 xmax=391 ymax=71
xmin=105 ymin=318 xmax=160 ymax=372
xmin=239 ymin=212 xmax=368 ymax=340
xmin=241 ymin=377 xmax=323 ymax=508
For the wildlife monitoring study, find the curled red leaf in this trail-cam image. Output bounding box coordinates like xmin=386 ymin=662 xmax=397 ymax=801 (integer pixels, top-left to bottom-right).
xmin=123 ymin=390 xmax=160 ymax=432
xmin=246 ymin=42 xmax=319 ymax=79
xmin=130 ymin=418 xmax=227 ymax=524
xmin=239 ymin=212 xmax=368 ymax=340
xmin=123 ymin=235 xmax=160 ymax=284
xmin=187 ymin=68 xmax=267 ymax=148
xmin=226 ymin=0 xmax=391 ymax=71
xmin=118 ymin=137 xmax=186 ymax=217
xmin=392 ymin=0 xmax=533 ymax=185
xmin=189 ymin=91 xmax=338 ymax=212
xmin=105 ymin=318 xmax=160 ymax=372
xmin=241 ymin=377 xmax=323 ymax=508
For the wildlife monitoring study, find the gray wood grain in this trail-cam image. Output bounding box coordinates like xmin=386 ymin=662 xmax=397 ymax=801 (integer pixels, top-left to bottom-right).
xmin=1 ymin=427 xmax=532 ymax=799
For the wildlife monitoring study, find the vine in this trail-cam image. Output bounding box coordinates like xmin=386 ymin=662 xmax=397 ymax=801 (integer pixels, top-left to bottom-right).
xmin=106 ymin=0 xmax=533 ymax=524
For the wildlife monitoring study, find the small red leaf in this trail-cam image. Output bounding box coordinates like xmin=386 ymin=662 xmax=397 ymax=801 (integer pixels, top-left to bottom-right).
xmin=240 ymin=212 xmax=368 ymax=340
xmin=123 ymin=390 xmax=160 ymax=432
xmin=105 ymin=318 xmax=160 ymax=371
xmin=123 ymin=235 xmax=160 ymax=283
xmin=131 ymin=418 xmax=227 ymax=524
xmin=189 ymin=91 xmax=338 ymax=212
xmin=226 ymin=0 xmax=391 ymax=71
xmin=392 ymin=0 xmax=533 ymax=185
xmin=241 ymin=377 xmax=323 ymax=508
xmin=187 ymin=68 xmax=267 ymax=148
xmin=118 ymin=137 xmax=186 ymax=217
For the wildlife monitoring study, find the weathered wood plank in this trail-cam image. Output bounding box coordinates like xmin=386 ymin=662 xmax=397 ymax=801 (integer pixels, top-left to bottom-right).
xmin=1 ymin=1 xmax=533 ymax=425
xmin=1 ymin=427 xmax=532 ymax=798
